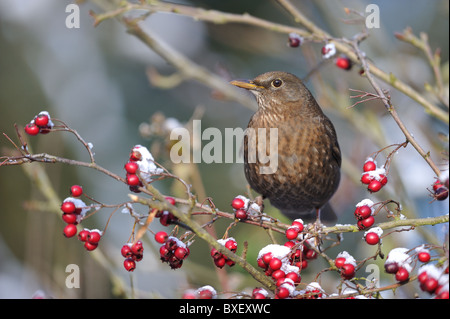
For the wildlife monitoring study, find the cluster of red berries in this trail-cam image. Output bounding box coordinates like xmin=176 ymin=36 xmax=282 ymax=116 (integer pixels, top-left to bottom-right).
xmin=24 ymin=111 xmax=54 ymax=136
xmin=334 ymin=251 xmax=357 ymax=280
xmin=285 ymin=219 xmax=304 ymax=240
xmin=230 ymin=195 xmax=263 ymax=220
xmin=384 ymin=247 xmax=412 ymax=282
xmin=159 ymin=236 xmax=190 ymax=269
xmin=256 ymin=244 xmax=302 ymax=298
xmin=432 ymin=180 xmax=448 ymax=201
xmin=418 ymin=263 xmax=449 ymax=298
xmin=210 ymin=238 xmax=237 ymax=269
xmin=360 ymin=158 xmax=388 ymax=193
xmin=121 ymin=240 xmax=144 ymax=272
xmin=363 ymin=226 xmax=383 ymax=245
xmin=78 ymin=229 xmax=102 ymax=251
xmin=354 ymin=199 xmax=375 ymax=230
xmin=182 ymin=285 xmax=217 ymax=299
xmin=124 ymin=145 xmax=163 ymax=192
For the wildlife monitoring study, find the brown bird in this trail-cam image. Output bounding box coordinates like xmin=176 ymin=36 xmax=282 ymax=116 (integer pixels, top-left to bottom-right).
xmin=230 ymin=71 xmax=341 ymax=223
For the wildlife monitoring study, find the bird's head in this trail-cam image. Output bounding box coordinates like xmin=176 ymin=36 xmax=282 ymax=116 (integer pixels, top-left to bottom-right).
xmin=230 ymin=71 xmax=315 ymax=113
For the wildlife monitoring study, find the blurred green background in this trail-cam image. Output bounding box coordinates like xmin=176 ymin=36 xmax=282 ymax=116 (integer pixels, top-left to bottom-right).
xmin=0 ymin=0 xmax=448 ymax=298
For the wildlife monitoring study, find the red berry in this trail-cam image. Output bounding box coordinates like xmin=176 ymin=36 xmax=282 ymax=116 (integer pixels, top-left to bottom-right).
xmin=63 ymin=224 xmax=77 ymax=238
xmin=285 ymin=227 xmax=299 ymax=240
xmin=87 ymin=230 xmax=102 ymax=244
xmin=334 ymin=257 xmax=346 ymax=268
xmin=434 ymin=187 xmax=449 ymax=201
xmin=272 ymin=269 xmax=286 ymax=281
xmin=126 ymin=174 xmax=141 ymax=187
xmin=123 ymin=258 xmax=136 ymax=272
xmin=129 ymin=150 xmax=142 ymax=161
xmin=262 ymin=252 xmax=273 ymax=265
xmin=235 ymin=209 xmax=247 ymax=220
xmin=70 ymin=185 xmax=83 ymax=197
xmin=291 ymin=220 xmax=304 ymax=232
xmin=131 ymin=240 xmax=144 ymax=255
xmin=379 ymin=174 xmax=388 ymax=185
xmin=269 ymin=258 xmax=282 ymax=271
xmin=395 ymin=267 xmax=409 ymax=282
xmin=288 ymin=33 xmax=302 ymax=47
xmin=335 ymin=56 xmax=352 ymax=70
xmin=365 ymin=232 xmax=380 ymax=245
xmin=225 ymin=239 xmax=237 ymax=252
xmin=418 ymin=271 xmax=428 ymax=283
xmin=159 ymin=245 xmax=170 ymax=260
xmin=78 ymin=229 xmax=90 ymax=242
xmin=198 ymin=289 xmax=213 ymax=299
xmin=124 ymin=161 xmax=139 ymax=174
xmin=418 ymin=251 xmax=431 ymax=263
xmin=231 ymin=197 xmax=245 ymax=210
xmin=276 ymin=287 xmax=290 ymax=299
xmin=341 ymin=263 xmax=355 ymax=278
xmin=354 ymin=205 xmax=372 ymax=220
xmin=174 ymin=246 xmax=188 ymax=260
xmin=84 ymin=241 xmax=98 ymax=251
xmin=357 ymin=216 xmax=375 ymax=230
xmin=34 ymin=114 xmax=49 ymax=127
xmin=121 ymin=244 xmax=132 ymax=258
xmin=285 ymin=272 xmax=300 ymax=283
xmin=368 ymin=180 xmax=382 ymax=192
xmin=165 ymin=196 xmax=176 ymax=205
xmin=423 ymin=278 xmax=439 ymax=293
xmin=61 ymin=201 xmax=76 ymax=214
xmin=25 ymin=123 xmax=40 ymax=136
xmin=384 ymin=262 xmax=399 ymax=274
xmin=253 ymin=292 xmax=267 ymax=299
xmin=214 ymin=257 xmax=226 ymax=268
xmin=257 ymin=258 xmax=267 ymax=269
xmin=361 ymin=173 xmax=373 ymax=184
xmin=363 ymin=160 xmax=377 ymax=172
xmin=155 ymin=231 xmax=168 ymax=244
xmin=62 ymin=213 xmax=78 ymax=224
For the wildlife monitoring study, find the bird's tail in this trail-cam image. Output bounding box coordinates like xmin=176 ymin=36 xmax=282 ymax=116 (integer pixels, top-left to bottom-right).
xmin=281 ymin=202 xmax=337 ymax=225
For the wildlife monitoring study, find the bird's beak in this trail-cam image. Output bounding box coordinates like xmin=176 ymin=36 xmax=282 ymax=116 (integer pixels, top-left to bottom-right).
xmin=230 ymin=79 xmax=264 ymax=90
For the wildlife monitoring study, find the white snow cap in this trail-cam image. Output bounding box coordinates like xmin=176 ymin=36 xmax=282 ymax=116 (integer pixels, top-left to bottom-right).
xmin=132 ymin=145 xmax=163 ymax=182
xmin=364 ymin=226 xmax=383 ymax=237
xmin=195 ymin=285 xmax=217 ymax=298
xmin=257 ymin=244 xmax=291 ymax=261
xmin=385 ymin=247 xmax=412 ymax=272
xmin=322 ymin=43 xmax=336 ymax=59
xmin=356 ymin=199 xmax=374 ymax=208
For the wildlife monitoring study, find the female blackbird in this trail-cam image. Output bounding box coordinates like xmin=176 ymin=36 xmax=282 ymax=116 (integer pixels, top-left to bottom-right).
xmin=230 ymin=71 xmax=341 ymax=222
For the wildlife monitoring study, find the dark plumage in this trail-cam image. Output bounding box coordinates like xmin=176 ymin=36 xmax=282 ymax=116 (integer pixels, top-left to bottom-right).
xmin=231 ymin=71 xmax=341 ymax=222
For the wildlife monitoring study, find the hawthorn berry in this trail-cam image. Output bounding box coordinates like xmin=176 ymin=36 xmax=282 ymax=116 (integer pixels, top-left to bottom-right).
xmin=357 ymin=216 xmax=375 ymax=230
xmin=423 ymin=278 xmax=439 ymax=293
xmin=174 ymin=246 xmax=188 ymax=260
xmin=361 ymin=173 xmax=372 ymax=184
xmin=291 ymin=219 xmax=304 ymax=232
xmin=334 ymin=257 xmax=346 ymax=268
xmin=87 ymin=230 xmax=102 ymax=244
xmin=63 ymin=224 xmax=77 ymax=238
xmin=418 ymin=251 xmax=431 ymax=263
xmin=231 ymin=197 xmax=245 ymax=210
xmin=25 ymin=123 xmax=40 ymax=136
xmin=395 ymin=267 xmax=409 ymax=282
xmin=384 ymin=262 xmax=399 ymax=274
xmin=131 ymin=240 xmax=144 ymax=255
xmin=70 ymin=185 xmax=83 ymax=197
xmin=61 ymin=201 xmax=76 ymax=214
xmin=368 ymin=180 xmax=383 ymax=193
xmin=269 ymin=258 xmax=282 ymax=271
xmin=78 ymin=229 xmax=90 ymax=242
xmin=365 ymin=232 xmax=380 ymax=245
xmin=124 ymin=161 xmax=139 ymax=174
xmin=276 ymin=287 xmax=290 ymax=299
xmin=154 ymin=231 xmax=168 ymax=244
xmin=123 ymin=258 xmax=136 ymax=272
xmin=234 ymin=209 xmax=247 ymax=220
xmin=354 ymin=205 xmax=372 ymax=220
xmin=126 ymin=174 xmax=141 ymax=187
xmin=288 ymin=33 xmax=302 ymax=47
xmin=165 ymin=196 xmax=176 ymax=205
xmin=335 ymin=56 xmax=352 ymax=70
xmin=363 ymin=160 xmax=377 ymax=172
xmin=285 ymin=227 xmax=299 ymax=240
xmin=341 ymin=263 xmax=355 ymax=279
xmin=34 ymin=114 xmax=49 ymax=127
xmin=62 ymin=213 xmax=77 ymax=224
xmin=214 ymin=257 xmax=226 ymax=268
xmin=84 ymin=241 xmax=98 ymax=251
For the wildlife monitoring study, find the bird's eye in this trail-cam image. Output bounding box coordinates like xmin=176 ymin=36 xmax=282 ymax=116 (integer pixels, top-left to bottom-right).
xmin=271 ymin=79 xmax=283 ymax=88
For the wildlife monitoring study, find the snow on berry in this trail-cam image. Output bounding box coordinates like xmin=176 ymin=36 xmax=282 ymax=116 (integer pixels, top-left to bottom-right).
xmin=195 ymin=285 xmax=217 ymax=299
xmin=128 ymin=145 xmax=163 ymax=183
xmin=335 ymin=251 xmax=357 ymax=267
xmin=288 ymin=32 xmax=303 ymax=47
xmin=321 ymin=43 xmax=336 ymax=59
xmin=364 ymin=227 xmax=383 ymax=245
xmin=385 ymin=247 xmax=412 ymax=273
